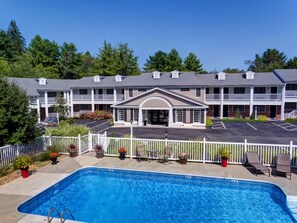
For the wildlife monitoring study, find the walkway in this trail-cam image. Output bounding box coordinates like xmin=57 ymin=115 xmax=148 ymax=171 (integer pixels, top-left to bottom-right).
xmin=0 ymin=153 xmax=296 ymax=223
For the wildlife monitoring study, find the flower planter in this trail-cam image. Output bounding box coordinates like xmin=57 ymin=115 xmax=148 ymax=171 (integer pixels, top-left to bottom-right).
xmin=96 ymin=152 xmax=104 ymax=158
xmin=69 ymin=151 xmax=78 ymax=157
xmin=179 ymin=153 xmax=188 ymax=165
xmin=20 ymin=167 xmax=29 ymax=178
xmin=222 ymin=158 xmax=228 ymax=167
xmin=50 ymin=156 xmax=58 ymax=165
xmin=119 ymin=152 xmax=126 ymax=160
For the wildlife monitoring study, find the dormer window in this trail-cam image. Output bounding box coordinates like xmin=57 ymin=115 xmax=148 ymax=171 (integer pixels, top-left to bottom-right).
xmin=115 ymin=75 xmax=122 ymax=82
xmin=93 ymin=75 xmax=100 ymax=82
xmin=152 ymin=71 xmax=161 ymax=79
xmin=38 ymin=77 xmax=46 ymax=85
xmin=217 ymin=72 xmax=226 ymax=80
xmin=171 ymin=70 xmax=179 ymax=79
xmin=245 ymin=71 xmax=255 ymax=80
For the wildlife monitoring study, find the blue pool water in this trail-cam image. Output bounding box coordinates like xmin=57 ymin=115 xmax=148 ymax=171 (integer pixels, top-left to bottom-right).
xmin=18 ymin=167 xmax=296 ymax=223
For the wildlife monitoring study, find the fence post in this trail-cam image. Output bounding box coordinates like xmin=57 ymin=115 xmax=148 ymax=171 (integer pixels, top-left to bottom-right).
xmin=49 ymin=133 xmax=52 ymax=146
xmin=103 ymin=131 xmax=107 ymax=152
xmin=244 ymin=139 xmax=247 ymax=163
xmin=78 ymin=134 xmax=82 ymax=155
xmin=43 ymin=134 xmax=46 ymax=151
xmin=97 ymin=133 xmax=100 ymax=144
xmin=88 ymin=131 xmax=92 ymax=151
xmin=130 ymin=135 xmax=133 ymax=159
xmin=203 ymin=137 xmax=206 ymax=164
xmin=290 ymin=141 xmax=293 ymax=165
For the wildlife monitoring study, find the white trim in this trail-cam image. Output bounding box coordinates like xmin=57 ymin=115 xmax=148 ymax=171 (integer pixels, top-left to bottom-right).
xmin=139 ymin=96 xmax=173 ymax=109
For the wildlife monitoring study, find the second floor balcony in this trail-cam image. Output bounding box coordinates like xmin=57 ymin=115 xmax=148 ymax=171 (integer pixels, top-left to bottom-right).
xmin=285 ymin=90 xmax=297 ymax=98
xmin=73 ymin=94 xmax=124 ymax=101
xmin=206 ymin=93 xmax=281 ymax=101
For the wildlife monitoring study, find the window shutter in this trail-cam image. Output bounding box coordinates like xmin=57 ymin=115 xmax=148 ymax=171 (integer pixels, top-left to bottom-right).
xmin=131 ymin=109 xmax=133 ymax=121
xmin=115 ymin=109 xmax=118 ymax=121
xmin=124 ymin=109 xmax=127 ymax=121
xmin=201 ymin=110 xmax=205 ymax=124
xmin=173 ymin=109 xmax=175 ymax=123
xmin=190 ymin=109 xmax=193 ymax=123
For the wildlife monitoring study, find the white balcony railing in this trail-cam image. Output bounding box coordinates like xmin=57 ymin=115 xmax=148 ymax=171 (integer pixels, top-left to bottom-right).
xmin=29 ymin=98 xmax=37 ymax=105
xmin=205 ymin=94 xmax=221 ymax=101
xmin=93 ymin=94 xmax=124 ymax=101
xmin=72 ymin=95 xmax=92 ymax=100
xmin=253 ymin=94 xmax=282 ymax=101
xmin=39 ymin=97 xmax=57 ymax=104
xmin=285 ymin=90 xmax=297 ymax=97
xmin=224 ymin=94 xmax=250 ymax=100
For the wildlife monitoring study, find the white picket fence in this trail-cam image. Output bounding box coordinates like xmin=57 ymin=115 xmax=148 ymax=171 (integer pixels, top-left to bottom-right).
xmin=1 ymin=133 xmax=297 ymax=168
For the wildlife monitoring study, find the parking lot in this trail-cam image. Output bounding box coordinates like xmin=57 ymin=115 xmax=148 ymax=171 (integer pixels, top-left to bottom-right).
xmin=73 ymin=119 xmax=297 ymax=145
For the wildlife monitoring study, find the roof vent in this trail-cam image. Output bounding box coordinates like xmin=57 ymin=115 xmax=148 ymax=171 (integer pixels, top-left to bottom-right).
xmin=38 ymin=77 xmax=47 ymax=85
xmin=93 ymin=75 xmax=100 ymax=82
xmin=245 ymin=71 xmax=255 ymax=80
xmin=171 ymin=70 xmax=179 ymax=79
xmin=115 ymin=75 xmax=122 ymax=82
xmin=152 ymin=71 xmax=161 ymax=79
xmin=217 ymin=72 xmax=226 ymax=80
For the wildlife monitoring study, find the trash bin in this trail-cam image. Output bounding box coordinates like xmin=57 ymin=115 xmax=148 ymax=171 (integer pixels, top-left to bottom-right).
xmin=143 ymin=120 xmax=147 ymax=126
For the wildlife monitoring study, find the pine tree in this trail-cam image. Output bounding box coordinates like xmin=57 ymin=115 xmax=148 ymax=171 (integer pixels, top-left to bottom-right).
xmin=143 ymin=50 xmax=167 ymax=72
xmin=165 ymin=49 xmax=183 ymax=71
xmin=114 ymin=43 xmax=140 ymax=76
xmin=0 ymin=30 xmax=9 ymax=59
xmin=287 ymin=57 xmax=297 ymax=69
xmin=95 ymin=40 xmax=116 ymax=76
xmin=59 ymin=42 xmax=82 ymax=79
xmin=6 ymin=20 xmax=26 ymax=61
xmin=183 ymin=52 xmax=204 ymax=73
xmin=79 ymin=51 xmax=97 ymax=77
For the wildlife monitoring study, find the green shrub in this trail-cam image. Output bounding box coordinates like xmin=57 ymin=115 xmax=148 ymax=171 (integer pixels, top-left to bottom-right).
xmin=250 ymin=112 xmax=255 ymax=120
xmin=257 ymin=115 xmax=268 ymax=122
xmin=47 ymin=145 xmax=60 ymax=153
xmin=33 ymin=151 xmax=51 ymax=162
xmin=235 ymin=109 xmax=241 ymax=119
xmin=109 ymin=119 xmax=114 ymax=126
xmin=45 ymin=120 xmax=89 ymax=136
xmin=0 ymin=165 xmax=11 ymax=177
xmin=206 ymin=117 xmax=213 ymax=127
xmin=13 ymin=155 xmax=33 ymax=169
xmin=285 ymin=118 xmax=297 ymax=123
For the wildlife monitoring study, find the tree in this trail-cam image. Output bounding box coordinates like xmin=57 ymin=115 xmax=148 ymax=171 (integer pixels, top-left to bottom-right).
xmin=6 ymin=20 xmax=26 ymax=61
xmin=143 ymin=50 xmax=167 ymax=72
xmin=183 ymin=52 xmax=204 ymax=73
xmin=27 ymin=35 xmax=60 ymax=77
xmin=222 ymin=68 xmax=245 ymax=73
xmin=165 ymin=49 xmax=183 ymax=71
xmin=0 ymin=58 xmax=11 ymax=77
xmin=114 ymin=43 xmax=140 ymax=75
xmin=287 ymin=57 xmax=297 ymax=69
xmin=0 ymin=30 xmax=9 ymax=59
xmin=51 ymin=96 xmax=70 ymax=120
xmin=246 ymin=49 xmax=287 ymax=72
xmin=59 ymin=42 xmax=82 ymax=79
xmin=95 ymin=41 xmax=116 ymax=76
xmin=0 ymin=78 xmax=38 ymax=146
xmin=9 ymin=54 xmax=36 ymax=78
xmin=79 ymin=51 xmax=97 ymax=77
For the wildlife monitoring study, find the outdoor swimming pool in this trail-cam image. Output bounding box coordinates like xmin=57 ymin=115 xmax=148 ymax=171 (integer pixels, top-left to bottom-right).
xmin=18 ymin=167 xmax=296 ymax=223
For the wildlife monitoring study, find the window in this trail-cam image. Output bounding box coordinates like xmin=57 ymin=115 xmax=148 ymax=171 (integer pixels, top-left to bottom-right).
xmin=79 ymin=89 xmax=88 ymax=95
xmin=106 ymin=89 xmax=113 ymax=94
xmin=175 ymin=109 xmax=183 ymax=122
xmin=193 ymin=110 xmax=201 ymax=123
xmin=118 ymin=109 xmax=125 ymax=121
xmin=254 ymin=87 xmax=266 ymax=94
xmin=180 ymin=88 xmax=190 ymax=91
xmin=214 ymin=88 xmax=220 ymax=94
xmin=196 ymin=88 xmax=201 ymax=97
xmin=286 ymin=84 xmax=297 ymax=90
xmin=138 ymin=88 xmax=147 ymax=92
xmin=232 ymin=105 xmax=245 ymax=112
xmin=206 ymin=88 xmax=209 ymax=94
xmin=234 ymin=87 xmax=245 ymax=94
xmin=129 ymin=89 xmax=133 ymax=97
xmin=134 ymin=109 xmax=139 ymax=121
xmin=285 ymin=103 xmax=297 ymax=110
xmin=80 ymin=104 xmax=90 ymax=110
xmin=254 ymin=105 xmax=265 ymax=112
xmin=48 ymin=92 xmax=57 ymax=97
xmin=97 ymin=89 xmax=103 ymax=94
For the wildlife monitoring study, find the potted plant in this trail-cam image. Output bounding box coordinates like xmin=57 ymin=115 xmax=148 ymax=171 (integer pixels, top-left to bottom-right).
xmin=68 ymin=144 xmax=78 ymax=157
xmin=94 ymin=144 xmax=104 ymax=158
xmin=118 ymin=148 xmax=127 ymax=160
xmin=219 ymin=147 xmax=231 ymax=167
xmin=178 ymin=153 xmax=188 ymax=165
xmin=13 ymin=155 xmax=33 ymax=178
xmin=50 ymin=152 xmax=58 ymax=164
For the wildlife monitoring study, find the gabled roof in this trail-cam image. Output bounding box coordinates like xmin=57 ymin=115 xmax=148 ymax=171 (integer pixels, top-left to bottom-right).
xmin=274 ymin=69 xmax=297 ymax=83
xmin=112 ymin=87 xmax=208 ymax=108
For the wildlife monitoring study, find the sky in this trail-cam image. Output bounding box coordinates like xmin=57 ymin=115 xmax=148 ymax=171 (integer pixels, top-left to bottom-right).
xmin=1 ymin=0 xmax=297 ymax=72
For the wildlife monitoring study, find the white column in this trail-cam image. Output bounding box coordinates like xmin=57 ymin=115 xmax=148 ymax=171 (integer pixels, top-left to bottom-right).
xmin=281 ymin=85 xmax=285 ymax=120
xmin=220 ymin=87 xmax=224 ymax=119
xmin=45 ymin=91 xmax=49 ymax=118
xmin=36 ymin=98 xmax=41 ymax=123
xmin=91 ymin=88 xmax=95 ymax=112
xmin=138 ymin=108 xmax=143 ymax=126
xmin=70 ymin=89 xmax=74 ymax=117
xmin=168 ymin=108 xmax=173 ymax=127
xmin=249 ymin=87 xmax=254 ymax=116
xmin=113 ymin=108 xmax=116 ymax=122
xmin=113 ymin=89 xmax=117 ymax=104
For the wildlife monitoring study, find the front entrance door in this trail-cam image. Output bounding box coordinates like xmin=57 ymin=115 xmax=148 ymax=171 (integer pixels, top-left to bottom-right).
xmin=150 ymin=110 xmax=168 ymax=125
xmin=270 ymin=105 xmax=276 ymax=118
xmin=213 ymin=105 xmax=219 ymax=117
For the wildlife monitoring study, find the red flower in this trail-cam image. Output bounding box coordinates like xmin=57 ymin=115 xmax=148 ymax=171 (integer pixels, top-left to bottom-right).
xmin=119 ymin=148 xmax=126 ymax=153
xmin=50 ymin=152 xmax=58 ymax=157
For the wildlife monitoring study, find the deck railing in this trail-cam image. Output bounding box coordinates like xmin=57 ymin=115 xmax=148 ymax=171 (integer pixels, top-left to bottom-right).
xmin=1 ymin=133 xmax=297 ymax=168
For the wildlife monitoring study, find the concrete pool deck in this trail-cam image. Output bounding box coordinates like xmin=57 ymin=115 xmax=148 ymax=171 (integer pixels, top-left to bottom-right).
xmin=0 ymin=153 xmax=296 ymax=223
